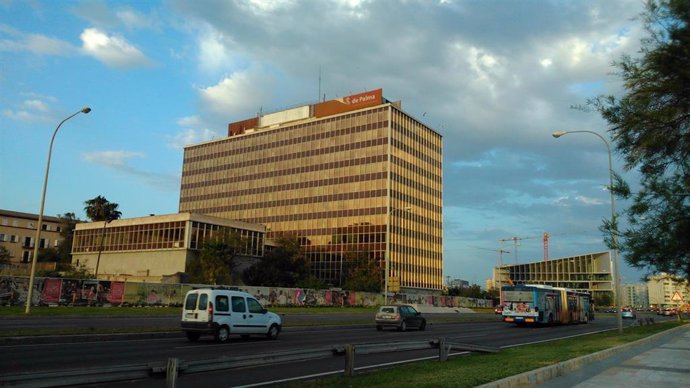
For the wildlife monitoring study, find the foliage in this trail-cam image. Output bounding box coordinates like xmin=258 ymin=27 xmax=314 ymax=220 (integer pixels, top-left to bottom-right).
xmin=83 ymin=196 xmax=122 ymax=222
xmin=342 ymin=251 xmax=383 ymax=292
xmin=55 ymin=212 xmax=81 ymax=264
xmin=242 ymin=234 xmax=311 ymax=287
xmin=589 ymin=0 xmax=690 ymax=281
xmin=187 ymin=229 xmax=246 ymax=285
xmin=296 ymin=274 xmax=327 ymax=290
xmin=0 ymin=246 xmax=10 ymax=265
xmin=447 ymin=284 xmax=494 ymax=299
xmin=593 ymin=292 xmax=613 ymax=307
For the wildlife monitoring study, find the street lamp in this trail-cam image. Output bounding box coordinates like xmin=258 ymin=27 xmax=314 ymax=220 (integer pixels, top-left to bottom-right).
xmin=384 ymin=206 xmax=412 ymax=304
xmin=25 ymin=107 xmax=91 ymax=314
xmin=552 ymin=130 xmax=623 ymax=334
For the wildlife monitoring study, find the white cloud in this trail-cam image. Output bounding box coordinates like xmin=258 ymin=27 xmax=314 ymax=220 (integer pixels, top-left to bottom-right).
xmin=0 ymin=26 xmax=76 ymax=55
xmin=80 ymin=28 xmax=153 ymax=68
xmin=575 ymin=195 xmax=604 ymax=206
xmin=116 ymin=8 xmax=153 ymax=30
xmin=3 ymin=97 xmax=57 ymax=123
xmin=167 ymin=115 xmax=220 ymax=149
xmin=83 ymin=150 xmax=144 ymax=167
xmin=199 ymin=69 xmax=273 ymax=117
xmin=197 ymin=28 xmax=234 ymax=75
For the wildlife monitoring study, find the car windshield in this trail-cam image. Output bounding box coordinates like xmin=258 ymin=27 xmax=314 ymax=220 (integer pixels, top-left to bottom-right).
xmin=379 ymin=307 xmax=396 ymax=313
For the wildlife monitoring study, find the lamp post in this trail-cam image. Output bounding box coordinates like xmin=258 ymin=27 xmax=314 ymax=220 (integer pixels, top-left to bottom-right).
xmin=552 ymin=130 xmax=623 ymax=334
xmin=25 ymin=107 xmax=91 ymax=314
xmin=384 ymin=206 xmax=411 ymax=304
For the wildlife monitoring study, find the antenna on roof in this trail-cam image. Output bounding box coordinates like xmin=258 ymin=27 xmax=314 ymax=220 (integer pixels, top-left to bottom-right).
xmin=318 ymin=65 xmax=322 ymax=102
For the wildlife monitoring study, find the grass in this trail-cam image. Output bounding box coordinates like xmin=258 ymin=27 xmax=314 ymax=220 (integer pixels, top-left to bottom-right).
xmin=289 ymin=321 xmax=687 ymax=388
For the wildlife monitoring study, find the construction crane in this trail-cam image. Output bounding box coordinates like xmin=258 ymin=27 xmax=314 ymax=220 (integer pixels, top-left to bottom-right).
xmin=469 ymin=246 xmax=511 ymax=302
xmin=498 ymin=235 xmax=541 ymax=264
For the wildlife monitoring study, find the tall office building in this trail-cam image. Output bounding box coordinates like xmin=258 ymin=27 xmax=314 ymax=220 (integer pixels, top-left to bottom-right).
xmin=179 ymin=89 xmax=443 ymax=291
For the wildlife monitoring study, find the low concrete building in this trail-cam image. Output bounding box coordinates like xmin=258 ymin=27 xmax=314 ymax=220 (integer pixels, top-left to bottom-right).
xmin=647 ymin=273 xmax=689 ymax=308
xmin=71 ymin=213 xmax=265 ymax=283
xmin=492 ymin=251 xmax=613 ymax=300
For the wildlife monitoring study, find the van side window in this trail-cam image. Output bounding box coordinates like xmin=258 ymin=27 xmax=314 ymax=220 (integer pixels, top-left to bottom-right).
xmin=232 ymin=296 xmax=246 ymax=312
xmin=198 ymin=293 xmax=208 ymax=309
xmin=216 ymin=295 xmax=229 ymax=312
xmin=184 ymin=293 xmax=198 ymax=310
xmin=247 ymin=298 xmax=264 ymax=313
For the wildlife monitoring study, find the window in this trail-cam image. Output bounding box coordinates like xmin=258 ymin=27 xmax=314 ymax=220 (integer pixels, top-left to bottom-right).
xmin=232 ymin=296 xmax=246 ymax=312
xmin=215 ymin=295 xmax=229 ymax=312
xmin=184 ymin=293 xmax=198 ymax=310
xmin=198 ymin=293 xmax=208 ymax=310
xmin=247 ymin=298 xmax=264 ymax=313
xmin=0 ymin=234 xmax=5 ymax=242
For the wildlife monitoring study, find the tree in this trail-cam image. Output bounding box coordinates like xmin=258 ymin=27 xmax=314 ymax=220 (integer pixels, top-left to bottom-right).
xmin=589 ymin=0 xmax=690 ymax=281
xmin=83 ymin=196 xmax=122 ymax=222
xmin=187 ymin=229 xmax=246 ymax=285
xmin=0 ymin=246 xmax=10 ymax=265
xmin=342 ymin=251 xmax=382 ymax=292
xmin=242 ymin=234 xmax=311 ymax=287
xmin=55 ymin=212 xmax=81 ymax=264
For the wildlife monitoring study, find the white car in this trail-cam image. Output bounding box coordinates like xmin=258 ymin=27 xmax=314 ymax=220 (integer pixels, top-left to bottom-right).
xmin=181 ymin=288 xmax=282 ymax=342
xmin=621 ymin=308 xmax=636 ymax=319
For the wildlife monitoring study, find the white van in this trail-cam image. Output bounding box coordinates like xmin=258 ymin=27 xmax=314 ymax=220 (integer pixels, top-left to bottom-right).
xmin=181 ymin=288 xmax=282 ymax=342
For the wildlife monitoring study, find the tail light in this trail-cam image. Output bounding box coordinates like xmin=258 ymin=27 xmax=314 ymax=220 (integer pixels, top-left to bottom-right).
xmin=208 ymin=302 xmax=214 ymax=322
xmin=394 ymin=314 xmax=401 ymax=320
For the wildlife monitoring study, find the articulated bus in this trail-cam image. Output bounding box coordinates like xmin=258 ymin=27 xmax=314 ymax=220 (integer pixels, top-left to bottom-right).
xmin=501 ymin=284 xmax=593 ymax=326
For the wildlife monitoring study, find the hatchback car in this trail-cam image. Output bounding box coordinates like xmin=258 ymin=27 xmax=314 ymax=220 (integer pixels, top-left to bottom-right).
xmin=661 ymin=308 xmax=677 ymax=316
xmin=375 ymin=305 xmax=427 ymax=331
xmin=621 ymin=308 xmax=636 ymax=319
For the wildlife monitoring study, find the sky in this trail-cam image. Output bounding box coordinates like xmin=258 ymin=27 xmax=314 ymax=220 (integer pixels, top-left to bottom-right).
xmin=0 ymin=0 xmax=652 ymax=286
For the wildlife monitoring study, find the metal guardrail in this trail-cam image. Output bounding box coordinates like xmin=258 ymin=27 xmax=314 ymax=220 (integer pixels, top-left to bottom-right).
xmin=0 ymin=338 xmax=499 ymax=387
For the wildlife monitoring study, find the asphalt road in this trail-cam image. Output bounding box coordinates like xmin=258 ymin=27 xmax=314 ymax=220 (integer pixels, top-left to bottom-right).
xmin=0 ymin=313 xmax=665 ymax=387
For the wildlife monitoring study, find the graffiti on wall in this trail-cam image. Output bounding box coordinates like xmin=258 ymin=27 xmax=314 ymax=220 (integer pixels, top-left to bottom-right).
xmin=0 ymin=276 xmax=493 ymax=308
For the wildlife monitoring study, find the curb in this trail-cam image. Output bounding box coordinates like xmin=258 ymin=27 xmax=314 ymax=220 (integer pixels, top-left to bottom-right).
xmin=477 ymin=323 xmax=689 ymax=388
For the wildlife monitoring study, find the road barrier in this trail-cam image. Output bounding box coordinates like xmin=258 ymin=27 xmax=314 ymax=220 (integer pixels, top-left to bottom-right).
xmin=0 ymin=338 xmax=499 ymax=387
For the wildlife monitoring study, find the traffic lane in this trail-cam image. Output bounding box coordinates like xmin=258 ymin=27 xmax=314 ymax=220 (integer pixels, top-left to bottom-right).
xmin=0 ymin=319 xmax=618 ymax=376
xmin=97 ymin=321 xmax=628 ymax=388
xmin=0 ymin=321 xmax=503 ymax=374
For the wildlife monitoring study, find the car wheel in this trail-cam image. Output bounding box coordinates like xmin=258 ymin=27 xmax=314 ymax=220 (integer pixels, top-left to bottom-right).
xmin=376 ymin=325 xmax=383 ymax=331
xmin=215 ymin=325 xmax=230 ymax=343
xmin=267 ymin=324 xmax=279 ymax=340
xmin=399 ymin=321 xmax=407 ymax=332
xmin=419 ymin=320 xmax=426 ymax=331
xmin=185 ymin=332 xmax=201 ymax=342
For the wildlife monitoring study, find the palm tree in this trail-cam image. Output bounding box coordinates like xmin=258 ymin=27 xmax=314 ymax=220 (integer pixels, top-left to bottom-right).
xmin=83 ymin=196 xmax=122 ymax=222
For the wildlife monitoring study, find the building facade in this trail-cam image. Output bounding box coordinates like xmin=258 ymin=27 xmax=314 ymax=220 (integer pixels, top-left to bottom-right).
xmin=71 ymin=213 xmax=265 ymax=282
xmin=622 ymin=283 xmax=649 ymax=308
xmin=647 ymin=273 xmax=689 ymax=308
xmin=179 ymin=89 xmax=444 ymax=291
xmin=0 ymin=209 xmax=63 ymax=265
xmin=492 ymin=251 xmax=613 ymax=300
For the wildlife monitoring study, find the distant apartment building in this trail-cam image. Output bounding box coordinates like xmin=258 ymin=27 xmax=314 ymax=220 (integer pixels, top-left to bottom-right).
xmin=0 ymin=209 xmax=63 ymax=265
xmin=647 ymin=273 xmax=689 ymax=307
xmin=447 ymin=278 xmax=470 ymax=288
xmin=71 ymin=213 xmax=265 ymax=283
xmin=622 ymin=283 xmax=649 ymax=308
xmin=492 ymin=251 xmax=613 ymax=300
xmin=179 ymin=89 xmax=444 ymax=291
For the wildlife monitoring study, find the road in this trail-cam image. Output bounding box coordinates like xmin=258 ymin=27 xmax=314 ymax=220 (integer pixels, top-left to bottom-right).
xmin=0 ymin=313 xmax=662 ymax=387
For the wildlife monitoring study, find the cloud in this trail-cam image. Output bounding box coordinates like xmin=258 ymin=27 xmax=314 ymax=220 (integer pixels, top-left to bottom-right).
xmin=3 ymin=96 xmax=58 ymax=123
xmin=198 ymin=68 xmax=274 ymax=118
xmin=0 ymin=25 xmax=77 ymax=55
xmin=167 ymin=115 xmax=221 ymax=149
xmin=83 ymin=150 xmax=144 ymax=167
xmin=80 ymin=28 xmax=153 ymax=68
xmin=82 ymin=150 xmax=179 ymax=191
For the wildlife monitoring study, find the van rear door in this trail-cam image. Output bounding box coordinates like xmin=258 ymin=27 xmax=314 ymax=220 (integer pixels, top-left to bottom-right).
xmin=183 ymin=291 xmax=210 ymax=322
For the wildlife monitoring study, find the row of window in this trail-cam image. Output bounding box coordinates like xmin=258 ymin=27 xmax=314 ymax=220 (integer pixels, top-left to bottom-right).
xmin=0 ymin=218 xmax=62 ymax=232
xmin=186 ymin=120 xmax=389 ymax=165
xmin=183 ymin=136 xmax=389 ymax=178
xmin=180 ymin=157 xmax=387 ymax=193
xmin=391 ymin=108 xmax=443 ymax=155
xmin=186 ymin=107 xmax=390 ymax=157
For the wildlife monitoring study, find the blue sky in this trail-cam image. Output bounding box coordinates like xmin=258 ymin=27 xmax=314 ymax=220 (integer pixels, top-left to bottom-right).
xmin=1 ymin=0 xmax=650 ymax=286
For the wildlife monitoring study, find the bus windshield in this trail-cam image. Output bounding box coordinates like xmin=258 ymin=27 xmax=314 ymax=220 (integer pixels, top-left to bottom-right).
xmin=503 ymin=290 xmax=532 ymax=303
